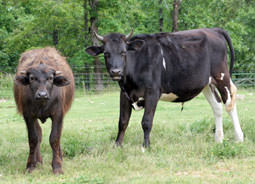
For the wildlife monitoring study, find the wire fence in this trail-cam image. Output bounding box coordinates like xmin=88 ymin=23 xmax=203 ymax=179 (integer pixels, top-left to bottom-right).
xmin=0 ymin=64 xmax=254 ymax=99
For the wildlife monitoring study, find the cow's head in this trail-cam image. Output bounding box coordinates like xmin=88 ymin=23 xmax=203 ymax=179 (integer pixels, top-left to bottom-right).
xmin=85 ymin=30 xmax=145 ymax=81
xmin=15 ymin=64 xmax=70 ymax=101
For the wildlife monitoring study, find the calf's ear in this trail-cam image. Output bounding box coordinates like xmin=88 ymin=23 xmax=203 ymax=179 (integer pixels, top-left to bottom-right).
xmin=54 ymin=76 xmax=70 ymax=87
xmin=127 ymin=40 xmax=145 ymax=51
xmin=15 ymin=75 xmax=29 ymax=85
xmin=85 ymin=46 xmax=104 ymax=56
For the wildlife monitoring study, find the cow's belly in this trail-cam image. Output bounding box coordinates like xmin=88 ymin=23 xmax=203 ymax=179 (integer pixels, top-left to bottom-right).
xmin=160 ymin=87 xmax=204 ymax=103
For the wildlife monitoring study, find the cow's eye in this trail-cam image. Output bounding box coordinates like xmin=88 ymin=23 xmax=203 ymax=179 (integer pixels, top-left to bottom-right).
xmin=104 ymin=52 xmax=110 ymax=58
xmin=30 ymin=76 xmax=34 ymax=81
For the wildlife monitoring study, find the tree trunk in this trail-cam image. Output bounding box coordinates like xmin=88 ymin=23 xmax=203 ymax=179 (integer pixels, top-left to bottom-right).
xmin=83 ymin=0 xmax=90 ymax=90
xmin=89 ymin=0 xmax=104 ymax=91
xmin=159 ymin=0 xmax=163 ymax=32
xmin=172 ymin=0 xmax=181 ymax=32
xmin=53 ymin=29 xmax=58 ymax=46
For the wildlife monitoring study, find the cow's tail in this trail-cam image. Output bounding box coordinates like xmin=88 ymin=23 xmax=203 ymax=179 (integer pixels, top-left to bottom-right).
xmin=215 ymin=28 xmax=235 ymax=78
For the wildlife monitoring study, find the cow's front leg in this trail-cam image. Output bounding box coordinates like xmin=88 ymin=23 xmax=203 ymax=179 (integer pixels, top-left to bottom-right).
xmin=142 ymin=89 xmax=159 ymax=148
xmin=115 ymin=91 xmax=132 ymax=146
xmin=23 ymin=115 xmax=39 ymax=173
xmin=50 ymin=112 xmax=64 ymax=174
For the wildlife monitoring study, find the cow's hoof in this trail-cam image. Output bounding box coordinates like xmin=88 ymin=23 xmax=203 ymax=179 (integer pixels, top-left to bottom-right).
xmin=235 ymin=132 xmax=244 ymax=142
xmin=215 ymin=131 xmax=224 ymax=143
xmin=53 ymin=168 xmax=64 ymax=175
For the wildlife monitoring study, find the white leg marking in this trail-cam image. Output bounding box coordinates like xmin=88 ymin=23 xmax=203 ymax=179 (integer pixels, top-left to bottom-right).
xmin=203 ymin=85 xmax=224 ymax=143
xmin=220 ymin=73 xmax=225 ymax=80
xmin=227 ymin=104 xmax=244 ymax=142
xmin=224 ymin=87 xmax=231 ymax=111
xmin=224 ymin=81 xmax=243 ymax=142
xmin=160 ymin=93 xmax=178 ymax=102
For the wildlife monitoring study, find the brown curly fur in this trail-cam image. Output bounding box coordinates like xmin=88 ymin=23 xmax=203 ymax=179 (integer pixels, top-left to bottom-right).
xmin=14 ymin=47 xmax=74 ymax=115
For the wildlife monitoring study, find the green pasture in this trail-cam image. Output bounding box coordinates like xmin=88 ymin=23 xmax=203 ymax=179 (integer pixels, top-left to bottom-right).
xmin=0 ymin=89 xmax=255 ymax=184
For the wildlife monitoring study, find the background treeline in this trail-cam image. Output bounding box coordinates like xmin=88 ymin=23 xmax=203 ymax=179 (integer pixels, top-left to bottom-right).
xmin=0 ymin=0 xmax=254 ymax=73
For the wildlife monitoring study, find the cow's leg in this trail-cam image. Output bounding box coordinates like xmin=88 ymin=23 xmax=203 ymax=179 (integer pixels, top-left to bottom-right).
xmin=215 ymin=77 xmax=244 ymax=142
xmin=50 ymin=112 xmax=64 ymax=174
xmin=24 ymin=116 xmax=39 ymax=173
xmin=35 ymin=120 xmax=43 ymax=164
xmin=202 ymin=85 xmax=224 ymax=143
xmin=115 ymin=91 xmax=132 ymax=146
xmin=142 ymin=89 xmax=159 ymax=148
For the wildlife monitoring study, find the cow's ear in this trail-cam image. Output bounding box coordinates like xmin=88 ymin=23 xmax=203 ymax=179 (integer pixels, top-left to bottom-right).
xmin=54 ymin=76 xmax=70 ymax=87
xmin=85 ymin=46 xmax=104 ymax=56
xmin=127 ymin=40 xmax=145 ymax=51
xmin=15 ymin=75 xmax=29 ymax=85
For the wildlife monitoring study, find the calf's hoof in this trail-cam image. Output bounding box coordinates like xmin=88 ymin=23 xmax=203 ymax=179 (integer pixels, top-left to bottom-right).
xmin=115 ymin=141 xmax=122 ymax=147
xmin=26 ymin=166 xmax=36 ymax=174
xmin=53 ymin=168 xmax=64 ymax=175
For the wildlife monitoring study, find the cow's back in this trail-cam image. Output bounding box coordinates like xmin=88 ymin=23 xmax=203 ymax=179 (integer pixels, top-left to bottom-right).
xmin=14 ymin=47 xmax=74 ymax=114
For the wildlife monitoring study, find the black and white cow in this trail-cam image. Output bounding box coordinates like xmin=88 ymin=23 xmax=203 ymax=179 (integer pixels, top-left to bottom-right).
xmin=86 ymin=28 xmax=244 ymax=148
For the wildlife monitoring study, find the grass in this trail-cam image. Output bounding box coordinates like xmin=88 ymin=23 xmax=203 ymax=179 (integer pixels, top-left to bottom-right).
xmin=0 ymin=88 xmax=255 ymax=183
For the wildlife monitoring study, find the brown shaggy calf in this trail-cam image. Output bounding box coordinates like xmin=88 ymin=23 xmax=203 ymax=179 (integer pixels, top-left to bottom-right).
xmin=14 ymin=47 xmax=74 ymax=174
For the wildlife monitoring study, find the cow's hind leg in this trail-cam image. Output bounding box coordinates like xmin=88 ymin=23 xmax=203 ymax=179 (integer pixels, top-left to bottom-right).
xmin=203 ymin=85 xmax=224 ymax=143
xmin=214 ymin=77 xmax=244 ymax=142
xmin=24 ymin=116 xmax=40 ymax=173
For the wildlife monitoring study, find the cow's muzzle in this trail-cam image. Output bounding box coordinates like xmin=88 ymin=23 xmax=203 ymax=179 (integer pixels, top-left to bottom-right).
xmin=35 ymin=91 xmax=49 ymax=100
xmin=110 ymin=68 xmax=123 ymax=81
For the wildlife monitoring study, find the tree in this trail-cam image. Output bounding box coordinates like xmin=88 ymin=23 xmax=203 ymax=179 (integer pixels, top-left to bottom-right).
xmin=172 ymin=0 xmax=181 ymax=32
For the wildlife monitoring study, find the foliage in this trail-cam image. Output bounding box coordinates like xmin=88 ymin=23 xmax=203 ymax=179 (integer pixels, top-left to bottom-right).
xmin=0 ymin=0 xmax=254 ymax=73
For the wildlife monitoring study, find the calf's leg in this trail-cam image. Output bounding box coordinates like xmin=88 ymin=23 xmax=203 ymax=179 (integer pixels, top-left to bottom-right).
xmin=35 ymin=120 xmax=42 ymax=164
xmin=50 ymin=112 xmax=64 ymax=174
xmin=23 ymin=116 xmax=39 ymax=173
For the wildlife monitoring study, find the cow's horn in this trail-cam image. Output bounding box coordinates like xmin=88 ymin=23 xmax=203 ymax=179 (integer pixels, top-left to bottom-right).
xmin=125 ymin=29 xmax=133 ymax=40
xmin=55 ymin=71 xmax=62 ymax=75
xmin=20 ymin=71 xmax=26 ymax=75
xmin=94 ymin=31 xmax=104 ymax=42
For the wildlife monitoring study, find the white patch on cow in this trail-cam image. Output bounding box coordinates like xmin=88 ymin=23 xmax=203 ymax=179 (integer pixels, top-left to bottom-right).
xmin=163 ymin=58 xmax=166 ymax=69
xmin=220 ymin=73 xmax=225 ymax=80
xmin=208 ymin=76 xmax=212 ymax=84
xmin=160 ymin=47 xmax=166 ymax=70
xmin=203 ymin=85 xmax=224 ymax=143
xmin=132 ymin=97 xmax=144 ymax=111
xmin=160 ymin=93 xmax=178 ymax=102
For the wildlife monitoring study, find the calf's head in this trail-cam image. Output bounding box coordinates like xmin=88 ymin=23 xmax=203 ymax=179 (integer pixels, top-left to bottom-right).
xmin=85 ymin=30 xmax=144 ymax=81
xmin=15 ymin=64 xmax=70 ymax=101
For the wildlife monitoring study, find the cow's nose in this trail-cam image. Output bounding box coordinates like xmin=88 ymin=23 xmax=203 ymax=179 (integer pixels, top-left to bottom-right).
xmin=36 ymin=91 xmax=49 ymax=99
xmin=110 ymin=69 xmax=122 ymax=75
